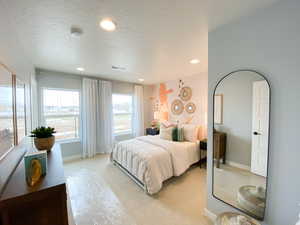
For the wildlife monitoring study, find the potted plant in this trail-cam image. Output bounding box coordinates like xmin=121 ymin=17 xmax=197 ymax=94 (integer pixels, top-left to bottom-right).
xmin=30 ymin=126 xmax=56 ymax=152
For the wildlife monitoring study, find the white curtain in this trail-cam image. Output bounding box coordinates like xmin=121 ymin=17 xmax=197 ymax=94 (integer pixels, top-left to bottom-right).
xmin=133 ymin=85 xmax=145 ymax=137
xmin=81 ymin=78 xmax=98 ymax=158
xmin=97 ymin=80 xmax=114 ymax=153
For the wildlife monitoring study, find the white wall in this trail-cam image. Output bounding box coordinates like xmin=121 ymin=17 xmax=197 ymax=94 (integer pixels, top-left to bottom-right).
xmin=207 ymin=0 xmax=300 ymax=224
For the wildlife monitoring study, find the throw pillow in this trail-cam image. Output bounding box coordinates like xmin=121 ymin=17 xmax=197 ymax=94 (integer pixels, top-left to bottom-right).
xmin=159 ymin=125 xmax=173 ymax=141
xmin=182 ymin=124 xmax=198 ymax=142
xmin=177 ymin=128 xmax=184 ymax=142
xmin=172 ymin=127 xmax=178 ymax=141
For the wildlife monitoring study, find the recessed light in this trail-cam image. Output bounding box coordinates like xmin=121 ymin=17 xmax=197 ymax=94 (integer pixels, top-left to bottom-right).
xmin=138 ymin=78 xmax=144 ymax=82
xmin=190 ymin=59 xmax=200 ymax=64
xmin=77 ymin=67 xmax=85 ymax=71
xmin=100 ymin=18 xmax=116 ymax=31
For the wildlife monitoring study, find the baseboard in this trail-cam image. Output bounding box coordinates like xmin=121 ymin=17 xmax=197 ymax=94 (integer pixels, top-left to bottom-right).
xmin=226 ymin=160 xmax=251 ymax=171
xmin=63 ymin=154 xmax=82 ymax=163
xmin=204 ymin=208 xmax=217 ymax=221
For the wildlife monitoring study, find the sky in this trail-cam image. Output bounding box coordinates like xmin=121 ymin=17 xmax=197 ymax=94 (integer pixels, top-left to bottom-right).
xmin=43 ymin=89 xmax=79 ymax=107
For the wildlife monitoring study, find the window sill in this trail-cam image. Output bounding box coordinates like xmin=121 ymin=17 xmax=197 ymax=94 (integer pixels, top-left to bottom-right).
xmin=56 ymin=138 xmax=80 ymax=144
xmin=114 ymin=131 xmax=132 ymax=137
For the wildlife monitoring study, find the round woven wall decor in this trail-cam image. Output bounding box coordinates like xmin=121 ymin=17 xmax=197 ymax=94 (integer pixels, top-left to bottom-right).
xmin=171 ymin=99 xmax=184 ymax=115
xmin=179 ymin=87 xmax=192 ymax=101
xmin=185 ymin=102 xmax=196 ymax=114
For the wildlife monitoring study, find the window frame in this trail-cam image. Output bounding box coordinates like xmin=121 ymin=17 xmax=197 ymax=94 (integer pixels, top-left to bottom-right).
xmin=0 ymin=72 xmax=27 ymax=162
xmin=40 ymin=87 xmax=81 ymax=142
xmin=15 ymin=78 xmax=27 ymax=144
xmin=112 ymin=93 xmax=133 ymax=136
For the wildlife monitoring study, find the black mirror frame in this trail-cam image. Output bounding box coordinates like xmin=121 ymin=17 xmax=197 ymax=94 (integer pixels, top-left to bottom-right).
xmin=212 ymin=69 xmax=271 ymax=221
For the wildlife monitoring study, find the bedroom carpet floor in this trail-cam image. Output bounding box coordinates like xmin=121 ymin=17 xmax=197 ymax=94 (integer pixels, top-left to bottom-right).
xmin=64 ymin=154 xmax=212 ymax=225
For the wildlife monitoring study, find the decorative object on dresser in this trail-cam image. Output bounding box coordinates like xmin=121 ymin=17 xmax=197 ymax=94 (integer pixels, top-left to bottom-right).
xmin=24 ymin=150 xmax=47 ymax=186
xmin=213 ymin=131 xmax=227 ymax=168
xmin=179 ymin=86 xmax=192 ymax=101
xmin=146 ymin=127 xmax=159 ymax=136
xmin=30 ymin=126 xmax=56 ymax=152
xmin=185 ymin=102 xmax=196 ymax=114
xmin=215 ymin=212 xmax=261 ymax=225
xmin=171 ymin=99 xmax=184 ymax=115
xmin=0 ymin=144 xmax=69 ymax=225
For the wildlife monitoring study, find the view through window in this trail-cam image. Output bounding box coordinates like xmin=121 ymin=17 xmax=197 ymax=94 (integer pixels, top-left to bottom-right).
xmin=16 ymin=81 xmax=26 ymax=143
xmin=43 ymin=89 xmax=80 ymax=140
xmin=112 ymin=94 xmax=132 ymax=134
xmin=0 ymin=69 xmax=14 ymax=159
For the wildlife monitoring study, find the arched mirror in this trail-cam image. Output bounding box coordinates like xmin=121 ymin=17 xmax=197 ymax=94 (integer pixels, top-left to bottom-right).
xmin=212 ymin=70 xmax=270 ymax=220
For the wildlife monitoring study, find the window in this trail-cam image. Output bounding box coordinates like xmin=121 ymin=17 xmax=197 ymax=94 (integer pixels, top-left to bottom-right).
xmin=42 ymin=89 xmax=80 ymax=141
xmin=16 ymin=80 xmax=26 ymax=143
xmin=0 ymin=69 xmax=27 ymax=160
xmin=0 ymin=68 xmax=14 ymax=159
xmin=112 ymin=94 xmax=133 ymax=135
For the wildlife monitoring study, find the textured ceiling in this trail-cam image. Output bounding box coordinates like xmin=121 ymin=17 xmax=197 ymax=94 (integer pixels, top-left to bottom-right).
xmin=209 ymin=0 xmax=282 ymax=31
xmin=1 ymin=0 xmax=207 ymax=84
xmin=1 ymin=0 xmax=281 ymax=84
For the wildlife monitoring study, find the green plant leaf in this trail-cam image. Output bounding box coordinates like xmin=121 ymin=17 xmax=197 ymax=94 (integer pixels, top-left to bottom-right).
xmin=30 ymin=126 xmax=56 ymax=138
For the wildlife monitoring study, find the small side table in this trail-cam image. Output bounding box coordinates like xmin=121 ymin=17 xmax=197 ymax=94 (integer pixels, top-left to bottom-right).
xmin=146 ymin=127 xmax=159 ymax=135
xmin=213 ymin=131 xmax=227 ymax=168
xmin=199 ymin=139 xmax=207 ymax=168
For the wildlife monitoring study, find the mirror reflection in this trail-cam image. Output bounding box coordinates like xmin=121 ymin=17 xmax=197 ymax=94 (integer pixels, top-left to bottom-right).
xmin=213 ymin=70 xmax=270 ymax=220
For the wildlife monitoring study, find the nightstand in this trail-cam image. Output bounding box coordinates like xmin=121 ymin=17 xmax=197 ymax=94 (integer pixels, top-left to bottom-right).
xmin=199 ymin=139 xmax=207 ymax=168
xmin=146 ymin=127 xmax=159 ymax=135
xmin=213 ymin=131 xmax=227 ymax=168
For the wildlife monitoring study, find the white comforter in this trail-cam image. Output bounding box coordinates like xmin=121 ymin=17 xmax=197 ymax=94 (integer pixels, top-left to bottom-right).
xmin=111 ymin=135 xmax=199 ymax=194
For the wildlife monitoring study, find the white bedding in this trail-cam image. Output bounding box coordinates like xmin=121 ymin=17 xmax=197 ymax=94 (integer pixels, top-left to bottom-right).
xmin=111 ymin=135 xmax=200 ymax=194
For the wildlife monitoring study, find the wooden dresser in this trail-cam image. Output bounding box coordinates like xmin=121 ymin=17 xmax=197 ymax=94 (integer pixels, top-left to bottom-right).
xmin=0 ymin=144 xmax=69 ymax=225
xmin=213 ymin=131 xmax=227 ymax=168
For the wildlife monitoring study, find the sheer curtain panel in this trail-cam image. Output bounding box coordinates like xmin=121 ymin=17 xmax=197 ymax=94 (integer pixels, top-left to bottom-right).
xmin=97 ymin=80 xmax=114 ymax=153
xmin=81 ymin=78 xmax=98 ymax=158
xmin=133 ymin=85 xmax=145 ymax=137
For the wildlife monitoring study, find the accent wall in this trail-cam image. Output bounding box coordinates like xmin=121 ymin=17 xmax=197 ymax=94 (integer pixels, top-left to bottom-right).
xmin=145 ymin=73 xmax=208 ymax=139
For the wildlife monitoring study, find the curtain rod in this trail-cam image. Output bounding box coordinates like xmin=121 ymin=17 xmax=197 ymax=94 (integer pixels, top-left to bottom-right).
xmin=0 ymin=61 xmax=15 ymax=74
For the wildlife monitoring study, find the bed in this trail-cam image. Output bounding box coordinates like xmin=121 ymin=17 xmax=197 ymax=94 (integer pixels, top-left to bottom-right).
xmin=111 ymin=135 xmax=203 ymax=194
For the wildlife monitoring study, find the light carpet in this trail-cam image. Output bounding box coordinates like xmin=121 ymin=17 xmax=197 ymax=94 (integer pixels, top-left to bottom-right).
xmin=64 ymin=154 xmax=212 ymax=225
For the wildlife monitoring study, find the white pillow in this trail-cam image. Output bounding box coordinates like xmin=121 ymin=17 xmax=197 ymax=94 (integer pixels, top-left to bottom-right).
xmin=159 ymin=125 xmax=173 ymax=141
xmin=182 ymin=124 xmax=198 ymax=142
